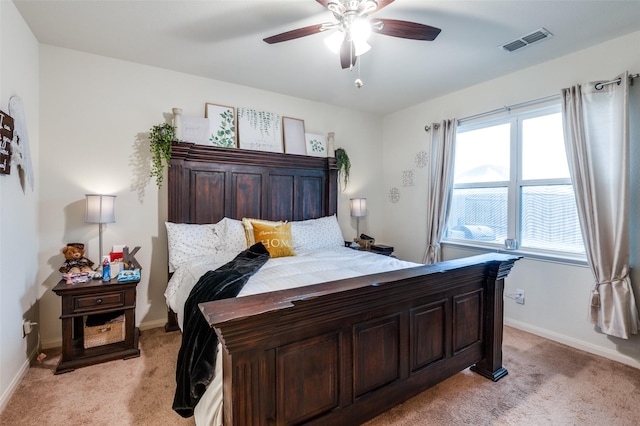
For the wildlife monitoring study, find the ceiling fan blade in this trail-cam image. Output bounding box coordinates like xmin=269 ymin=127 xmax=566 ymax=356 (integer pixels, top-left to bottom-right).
xmin=263 ymin=24 xmax=324 ymax=44
xmin=340 ymin=39 xmax=356 ymax=69
xmin=373 ymin=18 xmax=441 ymax=41
xmin=316 ymin=0 xmax=330 ymax=8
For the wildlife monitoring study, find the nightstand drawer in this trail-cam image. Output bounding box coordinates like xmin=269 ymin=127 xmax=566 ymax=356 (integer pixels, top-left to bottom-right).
xmin=73 ymin=291 xmax=125 ymax=312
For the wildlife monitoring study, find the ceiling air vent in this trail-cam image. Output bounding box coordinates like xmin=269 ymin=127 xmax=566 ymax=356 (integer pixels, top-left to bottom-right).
xmin=500 ymin=28 xmax=553 ymax=52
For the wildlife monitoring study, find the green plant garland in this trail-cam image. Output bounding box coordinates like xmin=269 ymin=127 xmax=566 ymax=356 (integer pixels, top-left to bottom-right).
xmin=335 ymin=147 xmax=351 ymax=191
xmin=149 ymin=123 xmax=175 ymax=188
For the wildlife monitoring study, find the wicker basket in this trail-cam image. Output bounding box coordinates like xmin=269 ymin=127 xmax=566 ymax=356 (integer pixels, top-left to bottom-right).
xmin=84 ymin=315 xmax=125 ymax=349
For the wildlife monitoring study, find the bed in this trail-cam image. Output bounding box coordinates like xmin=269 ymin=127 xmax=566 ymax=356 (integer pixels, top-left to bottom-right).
xmin=165 ymin=142 xmax=520 ymax=425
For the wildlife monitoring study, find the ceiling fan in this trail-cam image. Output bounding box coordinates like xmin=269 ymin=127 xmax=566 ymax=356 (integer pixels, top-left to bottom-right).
xmin=263 ymin=0 xmax=442 ymax=69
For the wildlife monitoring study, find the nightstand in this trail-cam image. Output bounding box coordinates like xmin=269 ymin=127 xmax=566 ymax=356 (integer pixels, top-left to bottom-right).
xmin=52 ymin=277 xmax=140 ymax=374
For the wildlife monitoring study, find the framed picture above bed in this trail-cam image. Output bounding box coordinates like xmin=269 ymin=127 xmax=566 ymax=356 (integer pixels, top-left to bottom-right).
xmin=205 ymin=103 xmax=236 ymax=148
xmin=180 ymin=116 xmax=210 ymax=145
xmin=282 ymin=116 xmax=306 ymax=155
xmin=237 ymin=107 xmax=283 ymax=153
xmin=305 ymin=133 xmax=327 ymax=157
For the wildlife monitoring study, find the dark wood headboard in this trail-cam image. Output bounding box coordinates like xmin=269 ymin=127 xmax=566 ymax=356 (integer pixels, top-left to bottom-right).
xmin=168 ymin=142 xmax=338 ymax=224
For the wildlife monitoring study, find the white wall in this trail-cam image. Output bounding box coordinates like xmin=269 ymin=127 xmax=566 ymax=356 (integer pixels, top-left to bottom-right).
xmin=382 ymin=30 xmax=640 ymax=368
xmin=36 ymin=45 xmax=384 ymax=348
xmin=0 ymin=0 xmax=40 ymax=412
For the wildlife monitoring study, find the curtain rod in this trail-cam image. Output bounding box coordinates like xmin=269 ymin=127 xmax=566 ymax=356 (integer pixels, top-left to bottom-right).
xmin=457 ymin=94 xmax=561 ymax=124
xmin=438 ymin=72 xmax=638 ymax=128
xmin=594 ymin=73 xmax=639 ymax=90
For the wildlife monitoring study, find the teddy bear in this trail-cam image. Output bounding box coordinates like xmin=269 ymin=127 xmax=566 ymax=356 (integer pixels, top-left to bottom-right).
xmin=59 ymin=243 xmax=95 ymax=274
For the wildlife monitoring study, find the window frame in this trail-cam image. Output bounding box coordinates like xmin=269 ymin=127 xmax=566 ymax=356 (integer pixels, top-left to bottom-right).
xmin=444 ymin=104 xmax=587 ymax=264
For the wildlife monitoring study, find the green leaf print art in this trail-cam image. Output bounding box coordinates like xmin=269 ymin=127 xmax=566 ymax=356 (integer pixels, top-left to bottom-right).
xmin=305 ymin=133 xmax=327 ymax=157
xmin=206 ymin=103 xmax=236 ymax=148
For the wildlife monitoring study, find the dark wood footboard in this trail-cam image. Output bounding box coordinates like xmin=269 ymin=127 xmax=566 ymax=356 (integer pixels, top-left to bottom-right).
xmin=165 ymin=308 xmax=179 ymax=332
xmin=200 ymin=253 xmax=520 ymax=426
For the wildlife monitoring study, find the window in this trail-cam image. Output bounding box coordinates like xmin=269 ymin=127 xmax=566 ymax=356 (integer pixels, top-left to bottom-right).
xmin=445 ymin=105 xmax=585 ymax=257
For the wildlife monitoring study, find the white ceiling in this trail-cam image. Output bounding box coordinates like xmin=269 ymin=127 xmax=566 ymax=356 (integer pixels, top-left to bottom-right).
xmin=13 ymin=0 xmax=640 ymax=115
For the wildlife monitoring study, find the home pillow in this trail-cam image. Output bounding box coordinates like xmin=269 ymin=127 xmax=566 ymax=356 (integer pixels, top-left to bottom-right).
xmin=250 ymin=221 xmax=295 ymax=258
xmin=241 ymin=218 xmax=284 ymax=246
xmin=165 ymin=222 xmax=223 ymax=273
xmin=290 ymin=214 xmax=345 ymax=251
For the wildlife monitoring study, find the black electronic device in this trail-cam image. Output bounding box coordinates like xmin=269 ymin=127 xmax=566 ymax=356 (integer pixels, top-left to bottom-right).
xmin=371 ymin=244 xmax=394 ymax=254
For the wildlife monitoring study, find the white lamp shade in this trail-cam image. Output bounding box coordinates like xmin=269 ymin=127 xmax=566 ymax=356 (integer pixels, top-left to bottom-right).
xmin=85 ymin=194 xmax=116 ymax=224
xmin=353 ymin=39 xmax=371 ymax=56
xmin=324 ymin=30 xmax=345 ymax=54
xmin=350 ymin=198 xmax=367 ymax=218
xmin=351 ymin=19 xmax=372 ymax=43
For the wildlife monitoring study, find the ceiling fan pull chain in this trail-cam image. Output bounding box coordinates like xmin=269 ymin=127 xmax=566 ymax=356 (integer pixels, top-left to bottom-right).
xmin=355 ymin=55 xmax=364 ymax=88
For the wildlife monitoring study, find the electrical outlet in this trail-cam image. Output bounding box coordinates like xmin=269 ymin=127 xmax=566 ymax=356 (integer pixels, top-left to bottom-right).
xmin=515 ymin=289 xmax=525 ymax=305
xmin=23 ymin=320 xmax=33 ymax=337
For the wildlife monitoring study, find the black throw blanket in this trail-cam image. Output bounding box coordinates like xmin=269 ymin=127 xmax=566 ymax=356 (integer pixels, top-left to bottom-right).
xmin=172 ymin=243 xmax=270 ymax=418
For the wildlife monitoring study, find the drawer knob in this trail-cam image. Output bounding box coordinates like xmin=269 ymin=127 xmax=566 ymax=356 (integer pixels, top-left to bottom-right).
xmin=96 ymin=298 xmax=103 ymax=304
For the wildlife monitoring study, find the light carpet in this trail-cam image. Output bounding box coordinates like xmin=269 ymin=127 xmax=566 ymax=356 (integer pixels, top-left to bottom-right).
xmin=1 ymin=326 xmax=638 ymax=425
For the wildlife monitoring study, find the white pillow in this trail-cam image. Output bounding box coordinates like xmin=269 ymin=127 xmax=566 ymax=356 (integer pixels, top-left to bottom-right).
xmin=165 ymin=222 xmax=223 ymax=273
xmin=290 ymin=215 xmax=345 ymax=251
xmin=218 ymin=217 xmax=249 ymax=253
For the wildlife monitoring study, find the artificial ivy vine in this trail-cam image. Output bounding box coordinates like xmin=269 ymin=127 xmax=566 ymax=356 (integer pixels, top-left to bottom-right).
xmin=335 ymin=147 xmax=351 ymax=191
xmin=149 ymin=122 xmax=175 ymax=188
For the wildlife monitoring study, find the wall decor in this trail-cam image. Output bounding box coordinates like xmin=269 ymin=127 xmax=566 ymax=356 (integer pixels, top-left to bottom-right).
xmin=327 ymin=132 xmax=336 ymax=157
xmin=8 ymin=96 xmax=33 ymax=190
xmin=180 ymin=115 xmax=210 ymax=145
xmin=205 ymin=103 xmax=236 ymax=148
xmin=402 ymin=170 xmax=415 ymax=187
xmin=148 ymin=122 xmax=176 ymax=188
xmin=415 ymin=150 xmax=429 ymax=168
xmin=305 ymin=133 xmax=327 ymax=157
xmin=0 ymin=109 xmax=14 ymax=175
xmin=172 ymin=107 xmax=183 ymax=140
xmin=237 ymin=107 xmax=283 ymax=152
xmin=282 ymin=116 xmax=306 ymax=155
xmin=389 ymin=187 xmax=400 ymax=203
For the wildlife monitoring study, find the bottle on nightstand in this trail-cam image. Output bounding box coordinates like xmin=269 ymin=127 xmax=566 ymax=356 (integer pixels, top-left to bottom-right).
xmin=101 ymin=256 xmax=111 ymax=282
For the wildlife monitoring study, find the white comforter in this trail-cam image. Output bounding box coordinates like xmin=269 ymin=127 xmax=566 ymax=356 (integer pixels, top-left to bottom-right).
xmin=165 ymin=246 xmax=420 ymax=425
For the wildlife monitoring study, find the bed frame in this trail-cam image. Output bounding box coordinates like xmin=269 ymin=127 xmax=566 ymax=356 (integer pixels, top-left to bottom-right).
xmin=167 ymin=142 xmax=520 ymax=425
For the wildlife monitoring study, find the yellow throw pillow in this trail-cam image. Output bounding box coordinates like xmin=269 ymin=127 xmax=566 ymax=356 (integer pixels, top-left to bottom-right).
xmin=250 ymin=221 xmax=295 ymax=258
xmin=241 ymin=218 xmax=283 ymax=246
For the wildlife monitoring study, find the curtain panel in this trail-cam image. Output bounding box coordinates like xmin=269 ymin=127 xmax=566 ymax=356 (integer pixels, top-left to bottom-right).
xmin=561 ymin=72 xmax=639 ymax=339
xmin=424 ymin=119 xmax=457 ymax=264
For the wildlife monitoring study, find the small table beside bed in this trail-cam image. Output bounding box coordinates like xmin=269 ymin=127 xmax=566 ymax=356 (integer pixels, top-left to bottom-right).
xmin=164 ymin=142 xmax=520 ymax=426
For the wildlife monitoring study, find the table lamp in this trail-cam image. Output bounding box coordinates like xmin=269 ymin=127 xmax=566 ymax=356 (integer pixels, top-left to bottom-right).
xmin=350 ymin=197 xmax=367 ymax=240
xmin=85 ymin=194 xmax=116 ymax=263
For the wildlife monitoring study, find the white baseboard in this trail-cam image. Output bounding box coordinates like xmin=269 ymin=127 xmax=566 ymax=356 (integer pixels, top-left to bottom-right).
xmin=139 ymin=318 xmax=168 ymax=331
xmin=3 ymin=318 xmax=173 ymax=414
xmin=0 ymin=346 xmax=39 ymax=414
xmin=504 ymin=318 xmax=640 ymax=370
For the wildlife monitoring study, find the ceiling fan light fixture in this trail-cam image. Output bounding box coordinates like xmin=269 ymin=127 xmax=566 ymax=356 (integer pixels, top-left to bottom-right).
xmin=263 ymin=0 xmax=442 ymax=70
xmin=350 ymin=18 xmax=372 ymax=42
xmin=325 ymin=30 xmax=345 ymax=54
xmin=360 ymin=0 xmax=378 ymax=14
xmin=353 ymin=38 xmax=371 ymax=56
xmin=328 ymin=0 xmax=345 ymax=15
